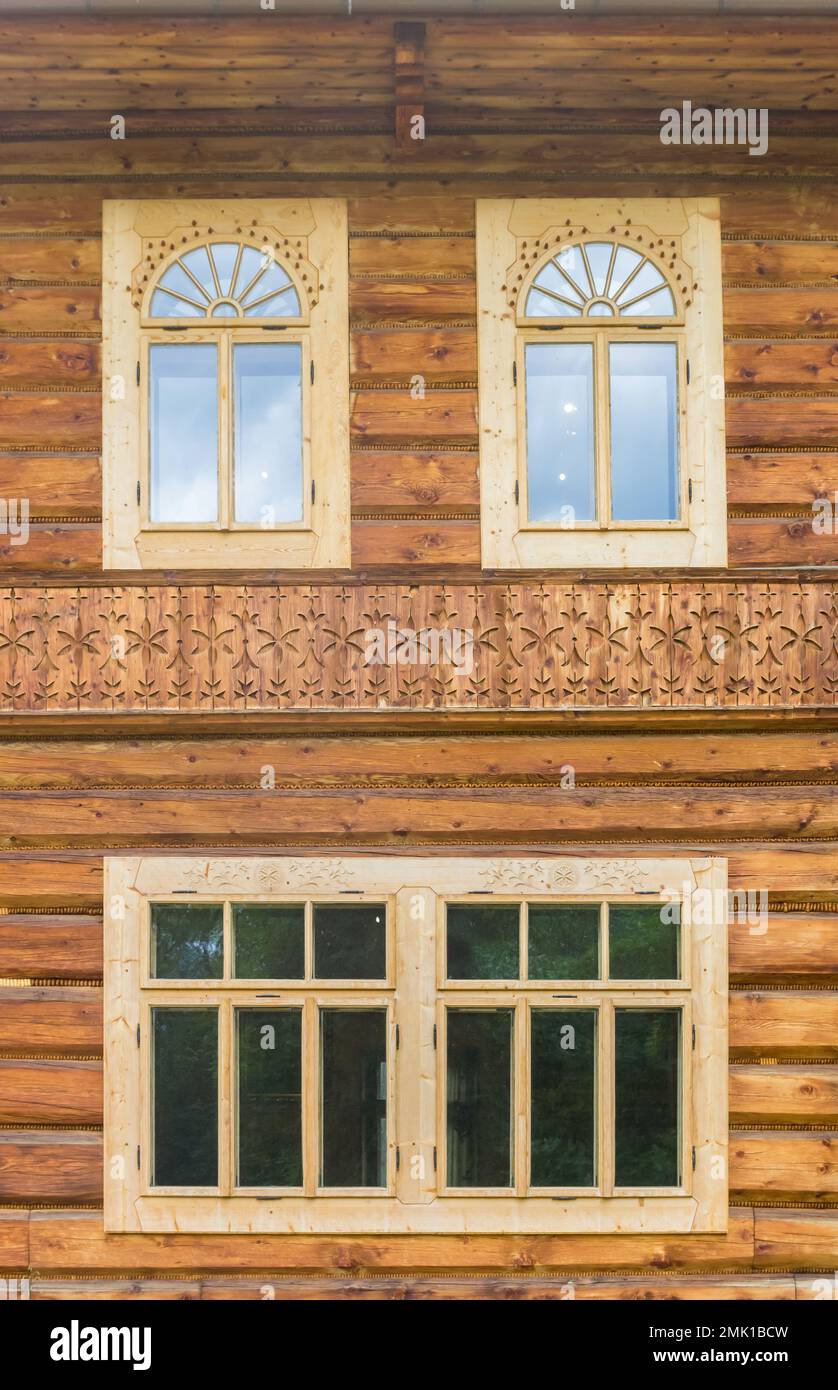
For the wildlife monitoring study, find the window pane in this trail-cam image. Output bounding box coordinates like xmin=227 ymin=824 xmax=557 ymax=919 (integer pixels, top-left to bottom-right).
xmin=236 ymin=1009 xmax=302 ymax=1187
xmin=446 ymin=1010 xmax=513 ymax=1188
xmin=149 ymin=343 xmax=218 ymax=522
xmin=233 ymin=342 xmax=303 ymax=524
xmin=530 ymin=1010 xmax=597 ymax=1187
xmin=313 ymin=903 xmax=386 ymax=980
xmin=151 ymin=904 xmax=223 ymax=979
xmin=609 ymin=342 xmax=678 ymax=522
xmin=320 ymin=1010 xmax=387 ymax=1188
xmin=152 ymin=1009 xmax=217 ymax=1186
xmin=609 ymin=904 xmax=680 ymax=980
xmin=525 ymin=342 xmax=595 ymax=523
xmin=233 ymin=904 xmax=305 ymax=979
xmin=528 ymin=904 xmax=600 ymax=980
xmin=446 ymin=904 xmax=519 ymax=980
xmin=615 ymin=1010 xmax=681 ymax=1187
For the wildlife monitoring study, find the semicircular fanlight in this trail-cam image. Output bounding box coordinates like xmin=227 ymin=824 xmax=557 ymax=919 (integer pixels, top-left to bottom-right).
xmin=524 ymin=241 xmax=676 ymax=319
xmin=148 ymin=241 xmax=302 ymax=320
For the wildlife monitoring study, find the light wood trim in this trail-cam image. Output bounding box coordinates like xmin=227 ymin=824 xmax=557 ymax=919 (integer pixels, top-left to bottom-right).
xmin=104 ymin=853 xmax=727 ymax=1236
xmin=476 ymin=197 xmax=727 ymax=569
xmin=102 ymin=198 xmax=350 ymax=569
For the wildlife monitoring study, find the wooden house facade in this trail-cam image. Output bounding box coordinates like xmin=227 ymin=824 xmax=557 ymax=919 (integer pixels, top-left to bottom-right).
xmin=0 ymin=0 xmax=837 ymax=1301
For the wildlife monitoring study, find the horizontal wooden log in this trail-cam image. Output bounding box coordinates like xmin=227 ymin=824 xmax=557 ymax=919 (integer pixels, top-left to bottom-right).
xmin=730 ymin=1132 xmax=837 ymax=1202
xmin=728 ymin=519 xmax=838 ymax=565
xmin=28 ymin=1207 xmax=755 ymax=1272
xmin=0 ymin=857 xmax=102 ymax=908
xmin=0 ymin=1059 xmax=101 ymax=1125
xmin=0 ymin=239 xmax=100 ymax=284
xmin=350 ymin=278 xmax=476 ymax=322
xmin=0 ymin=453 xmax=100 ymax=519
xmin=351 ymin=329 xmax=477 ymax=380
xmin=0 ymin=1210 xmax=28 ymax=1270
xmin=351 ymin=519 xmax=480 ymax=566
xmin=195 ymin=1274 xmax=797 ymax=1301
xmin=0 ymin=1131 xmax=101 ymax=1203
xmin=754 ymin=1209 xmax=838 ymax=1269
xmin=0 ymin=341 xmax=101 ymax=388
xmin=726 ymin=396 xmax=838 ymax=450
xmin=725 ymin=341 xmax=838 ymax=391
xmin=723 ymin=241 xmax=838 ymax=283
xmin=0 ymin=392 xmax=99 ymax=449
xmin=726 ymin=452 xmax=838 ymax=506
xmin=724 ymin=289 xmax=838 ymax=334
xmin=351 ymin=451 xmax=479 ymax=512
xmin=350 ymin=237 xmax=474 ymax=278
xmin=731 ymin=990 xmax=838 ymax=1060
xmin=351 ymin=388 xmax=477 ymax=444
xmin=730 ymin=1064 xmax=838 ymax=1125
xmin=0 ymin=988 xmax=102 ymax=1056
xmin=349 ymin=196 xmax=475 ymax=234
xmin=730 ymin=913 xmax=838 ymax=982
xmin=0 ymin=524 xmax=101 ymax=573
xmin=1 ymin=786 xmax=838 ymax=847
xmin=0 ymin=287 xmax=100 ymax=331
xmin=0 ymin=914 xmax=102 ymax=978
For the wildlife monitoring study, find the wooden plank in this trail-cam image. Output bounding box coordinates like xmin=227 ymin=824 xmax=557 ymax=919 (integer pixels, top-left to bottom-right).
xmin=730 ymin=990 xmax=838 ymax=1060
xmin=0 ymin=392 xmax=100 ymax=449
xmin=0 ymin=1059 xmax=102 ymax=1125
xmin=0 ymin=525 xmax=102 ymax=574
xmin=0 ymin=1210 xmax=28 ymax=1270
xmin=0 ymin=1131 xmax=101 ymax=1203
xmin=730 ymin=1064 xmax=838 ymax=1125
xmin=349 ymin=196 xmax=475 ymax=234
xmin=0 ymin=341 xmax=100 ymax=388
xmin=0 ymin=914 xmax=102 ymax=978
xmin=0 ymin=454 xmax=100 ymax=519
xmin=728 ymin=519 xmax=838 ymax=566
xmin=726 ymin=395 xmax=838 ymax=449
xmin=0 ymin=239 xmax=100 ymax=284
xmin=351 ymin=238 xmax=473 ymax=278
xmin=724 ymin=289 xmax=838 ymax=334
xmin=351 ymin=329 xmax=477 ymax=379
xmin=725 ymin=341 xmax=838 ymax=392
xmin=352 ymin=519 xmax=480 ymax=566
xmin=351 ymin=451 xmax=479 ymax=512
xmin=0 ymin=287 xmax=100 ymax=331
xmin=730 ymin=1132 xmax=838 ymax=1202
xmin=723 ymin=241 xmax=838 ymax=283
xmin=0 ymin=857 xmax=102 ymax=908
xmin=726 ymin=452 xmax=838 ymax=506
xmin=33 ymin=1278 xmax=202 ymax=1300
xmin=350 ymin=278 xmax=475 ymax=322
xmin=351 ymin=388 xmax=477 ymax=443
xmin=754 ymin=1209 xmax=838 ymax=1269
xmin=198 ymin=1275 xmax=795 ymax=1301
xmin=0 ymin=988 xmax=102 ymax=1056
xmin=730 ymin=849 xmax=838 ymax=897
xmin=730 ymin=913 xmax=838 ymax=982
xmin=28 ymin=1207 xmax=755 ymax=1272
xmin=0 ymin=786 xmax=837 ymax=845
xmin=394 ymin=21 xmax=425 ymax=151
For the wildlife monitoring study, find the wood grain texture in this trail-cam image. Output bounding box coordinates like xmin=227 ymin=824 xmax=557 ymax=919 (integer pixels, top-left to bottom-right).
xmin=730 ymin=1065 xmax=838 ymax=1125
xmin=0 ymin=1059 xmax=102 ymax=1125
xmin=730 ymin=1132 xmax=837 ymax=1202
xmin=0 ymin=454 xmax=100 ymax=520
xmin=0 ymin=988 xmax=102 ymax=1056
xmin=754 ymin=1209 xmax=838 ymax=1269
xmin=0 ymin=1131 xmax=101 ymax=1203
xmin=730 ymin=913 xmax=838 ymax=982
xmin=0 ymin=914 xmax=102 ymax=978
xmin=731 ymin=991 xmax=838 ymax=1059
xmin=726 ymin=453 xmax=838 ymax=507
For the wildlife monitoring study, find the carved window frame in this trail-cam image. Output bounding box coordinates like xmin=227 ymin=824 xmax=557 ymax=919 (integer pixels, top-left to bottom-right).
xmin=102 ymin=199 xmax=350 ymax=570
xmin=475 ymin=198 xmax=727 ymax=570
xmin=105 ymin=854 xmax=728 ymax=1236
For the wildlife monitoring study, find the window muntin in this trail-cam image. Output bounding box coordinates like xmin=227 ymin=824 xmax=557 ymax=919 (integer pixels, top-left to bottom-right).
xmin=148 ymin=241 xmax=302 ymax=323
xmin=524 ymin=241 xmax=677 ymax=321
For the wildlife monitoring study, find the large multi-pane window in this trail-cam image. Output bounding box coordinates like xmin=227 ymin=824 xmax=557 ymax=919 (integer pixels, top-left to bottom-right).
xmin=105 ymin=855 xmax=727 ymax=1236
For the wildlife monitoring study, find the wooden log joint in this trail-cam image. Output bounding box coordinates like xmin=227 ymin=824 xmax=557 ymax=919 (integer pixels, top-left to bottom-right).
xmin=394 ymin=21 xmax=426 ymax=151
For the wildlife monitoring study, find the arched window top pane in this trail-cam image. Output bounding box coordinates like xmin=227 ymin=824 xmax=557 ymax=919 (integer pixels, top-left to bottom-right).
xmin=524 ymin=241 xmax=677 ymax=320
xmin=149 ymin=242 xmax=302 ymax=320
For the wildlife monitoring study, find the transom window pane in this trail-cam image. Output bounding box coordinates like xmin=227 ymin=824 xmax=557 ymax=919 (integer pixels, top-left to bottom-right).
xmin=525 ymin=242 xmax=676 ymax=320
xmin=232 ymin=904 xmax=305 ymax=979
xmin=149 ymin=343 xmax=218 ymax=523
xmin=615 ymin=1009 xmax=681 ymax=1187
xmin=530 ymin=1009 xmax=597 ymax=1187
xmin=152 ymin=1008 xmax=218 ymax=1186
xmin=233 ymin=342 xmax=303 ymax=524
xmin=151 ymin=903 xmax=223 ymax=979
xmin=150 ymin=241 xmax=301 ymax=320
xmin=609 ymin=341 xmax=679 ymax=522
xmin=446 ymin=1009 xmax=513 ymax=1188
xmin=320 ymin=1009 xmax=387 ymax=1188
xmin=609 ymin=904 xmax=680 ymax=980
xmin=446 ymin=903 xmax=519 ymax=979
xmin=528 ymin=904 xmax=600 ymax=979
xmin=313 ymin=903 xmax=387 ymax=979
xmin=525 ymin=341 xmax=595 ymax=523
xmin=236 ymin=1009 xmax=302 ymax=1188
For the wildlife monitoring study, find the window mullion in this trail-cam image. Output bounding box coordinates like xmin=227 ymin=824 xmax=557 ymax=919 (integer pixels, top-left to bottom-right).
xmin=516 ymin=997 xmax=529 ymax=1196
xmin=600 ymin=997 xmax=615 ymax=1197
xmin=303 ymin=995 xmax=318 ymax=1197
xmin=597 ymin=334 xmax=612 ymax=527
xmin=219 ymin=331 xmax=232 ymax=529
xmin=219 ymin=996 xmax=233 ymax=1196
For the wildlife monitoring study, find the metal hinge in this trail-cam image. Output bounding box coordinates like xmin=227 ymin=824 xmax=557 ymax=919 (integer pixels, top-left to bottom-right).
xmin=136 ymin=1023 xmax=141 ymax=1048
xmin=395 ymin=1146 xmax=400 ymax=1172
xmin=692 ymin=1023 xmax=696 ymax=1050
xmin=136 ymin=360 xmax=140 ymax=386
xmin=433 ymin=1146 xmax=437 ymax=1172
xmin=136 ymin=481 xmax=141 ymax=505
xmin=432 ymin=1024 xmax=437 ymax=1050
xmin=137 ymin=1145 xmax=141 ymax=1171
xmin=311 ymin=479 xmax=316 ymax=504
xmin=686 ymin=359 xmax=691 ymax=385
xmin=688 ymin=478 xmax=693 ymax=503
xmin=395 ymin=1024 xmax=400 ymax=1051
xmin=692 ymin=1146 xmax=696 ymax=1172
xmin=512 ymin=360 xmax=517 ymax=387
xmin=310 ymin=360 xmax=315 ymax=385
xmin=514 ymin=480 xmax=519 ymax=504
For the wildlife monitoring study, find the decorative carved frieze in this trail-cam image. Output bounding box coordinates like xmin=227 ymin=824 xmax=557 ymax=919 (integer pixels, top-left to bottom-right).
xmin=0 ymin=580 xmax=835 ymax=713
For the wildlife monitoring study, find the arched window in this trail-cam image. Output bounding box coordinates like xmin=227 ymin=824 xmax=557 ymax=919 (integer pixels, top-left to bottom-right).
xmin=518 ymin=240 xmax=683 ymax=529
xmin=143 ymin=239 xmax=308 ymax=529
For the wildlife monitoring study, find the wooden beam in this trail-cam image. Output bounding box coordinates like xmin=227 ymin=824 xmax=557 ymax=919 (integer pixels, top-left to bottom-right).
xmin=394 ymin=21 xmax=425 ymax=151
